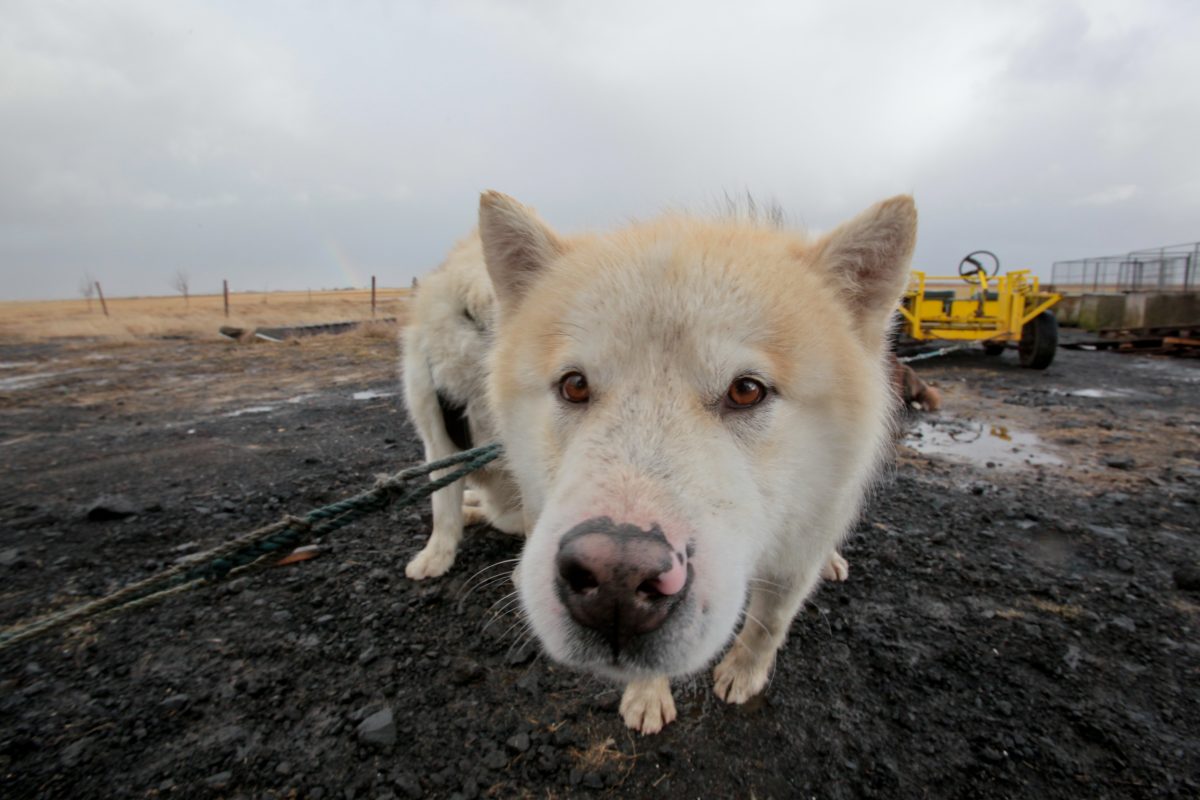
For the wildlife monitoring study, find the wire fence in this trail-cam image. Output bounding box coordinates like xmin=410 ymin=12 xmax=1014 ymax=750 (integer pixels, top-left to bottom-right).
xmin=1051 ymin=242 xmax=1198 ymax=293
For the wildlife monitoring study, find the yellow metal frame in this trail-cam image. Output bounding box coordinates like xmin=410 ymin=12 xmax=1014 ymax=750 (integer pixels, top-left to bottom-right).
xmin=897 ymin=269 xmax=1061 ymax=342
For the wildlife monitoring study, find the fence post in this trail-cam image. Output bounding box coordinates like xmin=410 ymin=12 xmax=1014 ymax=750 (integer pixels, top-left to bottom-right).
xmin=223 ymin=280 xmax=230 ymax=318
xmin=371 ymin=276 xmax=377 ymax=317
xmin=95 ymin=282 xmax=109 ymax=317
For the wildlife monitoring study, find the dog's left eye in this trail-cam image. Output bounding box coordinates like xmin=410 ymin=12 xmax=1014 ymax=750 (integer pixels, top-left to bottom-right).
xmin=725 ymin=377 xmax=767 ymax=409
xmin=559 ymin=371 xmax=591 ymax=404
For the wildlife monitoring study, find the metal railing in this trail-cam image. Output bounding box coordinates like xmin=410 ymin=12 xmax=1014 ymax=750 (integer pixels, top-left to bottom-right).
xmin=1051 ymin=242 xmax=1198 ymax=293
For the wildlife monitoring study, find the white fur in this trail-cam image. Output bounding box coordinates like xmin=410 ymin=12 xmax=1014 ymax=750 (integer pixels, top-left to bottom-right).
xmin=400 ymin=234 xmax=522 ymax=580
xmin=406 ymin=192 xmax=916 ymax=734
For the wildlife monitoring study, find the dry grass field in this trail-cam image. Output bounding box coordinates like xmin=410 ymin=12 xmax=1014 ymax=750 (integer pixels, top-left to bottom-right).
xmin=0 ymin=288 xmax=410 ymax=342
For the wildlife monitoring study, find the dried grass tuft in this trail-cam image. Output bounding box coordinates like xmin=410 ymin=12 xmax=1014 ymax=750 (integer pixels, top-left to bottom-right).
xmin=356 ymin=320 xmax=399 ymax=340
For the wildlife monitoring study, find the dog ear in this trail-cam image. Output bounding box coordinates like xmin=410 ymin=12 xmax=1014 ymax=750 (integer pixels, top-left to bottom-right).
xmin=815 ymin=195 xmax=917 ymax=337
xmin=479 ymin=191 xmax=566 ymax=310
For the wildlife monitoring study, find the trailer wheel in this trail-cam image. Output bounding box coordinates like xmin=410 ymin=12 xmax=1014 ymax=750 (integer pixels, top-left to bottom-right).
xmin=1019 ymin=311 xmax=1058 ymax=369
xmin=982 ymin=342 xmax=1006 ymax=356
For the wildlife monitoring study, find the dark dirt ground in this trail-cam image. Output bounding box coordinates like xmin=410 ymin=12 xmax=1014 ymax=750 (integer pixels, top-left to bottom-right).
xmin=1 ymin=332 xmax=1198 ymax=799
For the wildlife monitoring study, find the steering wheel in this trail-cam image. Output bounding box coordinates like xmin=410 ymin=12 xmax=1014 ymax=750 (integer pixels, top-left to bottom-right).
xmin=958 ymin=250 xmax=1000 ymax=282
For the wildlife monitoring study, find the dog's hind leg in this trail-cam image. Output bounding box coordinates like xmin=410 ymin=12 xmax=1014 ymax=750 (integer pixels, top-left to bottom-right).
xmin=461 ymin=488 xmax=485 ymax=526
xmin=466 ymin=472 xmax=526 ymax=537
xmin=462 ymin=499 xmax=490 ymax=527
xmin=486 ymin=506 xmax=524 ymax=536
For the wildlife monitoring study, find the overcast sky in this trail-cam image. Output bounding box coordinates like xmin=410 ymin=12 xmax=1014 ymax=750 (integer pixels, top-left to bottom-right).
xmin=2 ymin=0 xmax=1197 ymax=300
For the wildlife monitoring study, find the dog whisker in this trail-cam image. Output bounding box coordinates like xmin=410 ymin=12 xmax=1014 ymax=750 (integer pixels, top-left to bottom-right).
xmin=486 ymin=596 xmax=524 ymax=622
xmin=814 ymin=602 xmax=834 ymax=640
xmin=456 ymin=572 xmax=517 ymax=613
xmin=506 ymin=624 xmax=533 ymax=650
xmin=748 ymin=577 xmax=786 ymax=590
xmin=765 ymin=652 xmax=780 ymax=693
xmin=515 ymin=626 xmax=538 ymax=654
xmin=460 ymin=557 xmax=520 ymax=584
xmin=457 ymin=559 xmax=520 ymax=598
xmin=730 ymin=629 xmax=765 ymax=663
xmin=471 ymin=571 xmax=517 ymax=595
xmin=484 ymin=589 xmax=519 ymax=615
xmin=472 ymin=592 xmax=520 ymax=623
xmin=480 ymin=593 xmax=522 ymax=634
xmin=746 ymin=582 xmax=783 ymax=599
xmin=499 ymin=615 xmax=534 ymax=647
xmin=743 ymin=611 xmax=772 ymax=639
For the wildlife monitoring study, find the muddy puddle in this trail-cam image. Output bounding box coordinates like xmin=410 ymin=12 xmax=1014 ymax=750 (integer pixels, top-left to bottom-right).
xmin=905 ymin=415 xmax=1063 ymax=469
xmin=1049 ymin=387 xmax=1146 ymax=400
xmin=0 ymin=367 xmax=91 ymax=392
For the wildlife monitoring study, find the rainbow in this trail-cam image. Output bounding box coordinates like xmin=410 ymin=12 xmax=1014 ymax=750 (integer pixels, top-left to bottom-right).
xmin=326 ymin=239 xmax=366 ymax=289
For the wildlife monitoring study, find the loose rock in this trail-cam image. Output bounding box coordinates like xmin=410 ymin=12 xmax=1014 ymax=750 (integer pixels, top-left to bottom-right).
xmin=205 ymin=771 xmax=233 ymax=789
xmin=160 ymin=694 xmax=190 ymax=711
xmin=84 ymin=495 xmax=138 ymax=521
xmin=356 ymin=708 xmax=396 ymax=748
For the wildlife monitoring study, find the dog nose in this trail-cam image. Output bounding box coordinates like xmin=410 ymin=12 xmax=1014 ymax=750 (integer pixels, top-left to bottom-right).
xmin=555 ymin=518 xmax=689 ymax=654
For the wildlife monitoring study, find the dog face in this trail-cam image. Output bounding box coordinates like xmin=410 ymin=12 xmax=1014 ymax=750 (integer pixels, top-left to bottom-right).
xmin=481 ymin=193 xmax=915 ymax=681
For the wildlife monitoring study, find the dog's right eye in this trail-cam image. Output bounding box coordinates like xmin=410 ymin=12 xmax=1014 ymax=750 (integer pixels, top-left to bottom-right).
xmin=559 ymin=371 xmax=590 ymax=404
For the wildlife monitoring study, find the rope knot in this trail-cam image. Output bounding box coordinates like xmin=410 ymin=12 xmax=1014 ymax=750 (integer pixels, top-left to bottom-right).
xmin=283 ymin=514 xmax=313 ymax=533
xmin=372 ymin=473 xmax=408 ymax=495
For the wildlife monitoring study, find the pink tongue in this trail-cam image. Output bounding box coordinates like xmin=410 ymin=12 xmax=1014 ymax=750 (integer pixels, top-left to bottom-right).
xmin=654 ymin=556 xmax=688 ymax=596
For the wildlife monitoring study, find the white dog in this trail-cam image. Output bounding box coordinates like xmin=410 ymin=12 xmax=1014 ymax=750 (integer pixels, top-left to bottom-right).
xmin=403 ymin=192 xmax=915 ymax=733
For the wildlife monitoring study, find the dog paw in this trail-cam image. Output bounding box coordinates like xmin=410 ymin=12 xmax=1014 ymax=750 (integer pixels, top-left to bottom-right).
xmin=463 ymin=489 xmax=482 ymax=508
xmin=405 ymin=546 xmax=454 ymax=580
xmin=462 ymin=505 xmax=489 ymax=526
xmin=713 ymin=646 xmax=770 ymax=705
xmin=619 ymin=677 xmax=676 ymax=734
xmin=821 ymin=551 xmax=850 ymax=582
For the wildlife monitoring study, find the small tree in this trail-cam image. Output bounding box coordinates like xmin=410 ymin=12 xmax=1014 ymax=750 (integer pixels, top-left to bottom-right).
xmin=80 ymin=273 xmax=96 ymax=311
xmin=172 ymin=270 xmax=190 ymax=306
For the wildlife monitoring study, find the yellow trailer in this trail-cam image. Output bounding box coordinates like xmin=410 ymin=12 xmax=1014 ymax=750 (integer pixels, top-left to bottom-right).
xmin=897 ymin=251 xmax=1062 ymax=369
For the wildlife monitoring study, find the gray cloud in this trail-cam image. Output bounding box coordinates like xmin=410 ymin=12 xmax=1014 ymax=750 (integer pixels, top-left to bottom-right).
xmin=2 ymin=0 xmax=1196 ymax=299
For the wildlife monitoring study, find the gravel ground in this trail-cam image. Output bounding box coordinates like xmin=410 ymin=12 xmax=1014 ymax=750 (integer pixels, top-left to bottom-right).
xmin=0 ymin=334 xmax=1198 ymax=799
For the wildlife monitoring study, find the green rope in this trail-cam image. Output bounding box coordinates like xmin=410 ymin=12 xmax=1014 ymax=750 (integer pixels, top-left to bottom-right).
xmin=0 ymin=442 xmax=504 ymax=652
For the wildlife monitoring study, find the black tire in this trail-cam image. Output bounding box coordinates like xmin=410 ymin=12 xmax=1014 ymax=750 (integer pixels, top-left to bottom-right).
xmin=1019 ymin=311 xmax=1058 ymax=369
xmin=983 ymin=342 xmax=1006 ymax=356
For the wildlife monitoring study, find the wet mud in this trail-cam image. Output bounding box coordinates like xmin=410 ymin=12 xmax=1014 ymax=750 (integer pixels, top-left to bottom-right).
xmin=1 ymin=335 xmax=1198 ymax=798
